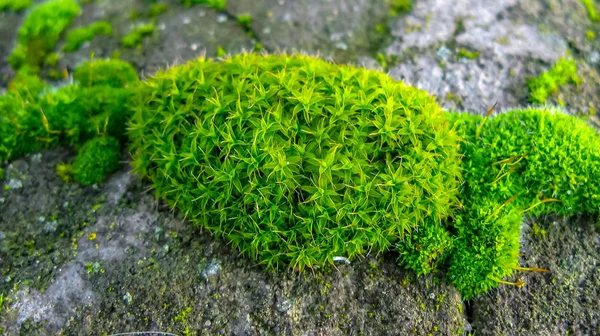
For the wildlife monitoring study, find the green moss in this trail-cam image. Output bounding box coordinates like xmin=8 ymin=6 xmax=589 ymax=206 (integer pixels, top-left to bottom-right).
xmin=73 ymin=136 xmax=121 ymax=185
xmin=8 ymin=0 xmax=80 ymax=73
xmin=0 ymin=0 xmax=31 ymax=11
xmin=129 ymin=53 xmax=462 ymax=271
xmin=121 ymin=23 xmax=155 ymax=48
xmin=238 ymin=14 xmax=252 ymax=27
xmin=396 ymin=219 xmax=453 ymax=276
xmin=56 ymin=163 xmax=75 ymax=183
xmin=148 ymin=3 xmax=168 ymax=18
xmin=586 ymin=30 xmax=596 ymax=40
xmin=180 ymin=0 xmax=226 ymax=10
xmin=73 ymin=59 xmax=138 ymax=88
xmin=216 ymin=46 xmax=227 ymax=57
xmin=527 ymin=58 xmax=581 ymax=104
xmin=63 ymin=21 xmax=113 ymax=52
xmin=581 ymin=0 xmax=600 ymax=22
xmin=457 ymin=48 xmax=480 ymax=60
xmin=531 ymin=223 xmax=547 ymax=238
xmin=447 ymin=108 xmax=600 ymax=298
xmin=0 ymin=59 xmax=136 ymax=169
xmin=388 ymin=0 xmax=412 ymax=16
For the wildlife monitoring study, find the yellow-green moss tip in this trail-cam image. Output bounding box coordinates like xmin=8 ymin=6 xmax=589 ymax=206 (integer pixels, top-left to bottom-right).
xmin=527 ymin=58 xmax=580 ymax=104
xmin=581 ymin=0 xmax=600 ymax=22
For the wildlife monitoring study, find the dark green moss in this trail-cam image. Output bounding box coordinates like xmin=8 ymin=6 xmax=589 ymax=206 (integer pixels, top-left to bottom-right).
xmin=0 ymin=0 xmax=31 ymax=12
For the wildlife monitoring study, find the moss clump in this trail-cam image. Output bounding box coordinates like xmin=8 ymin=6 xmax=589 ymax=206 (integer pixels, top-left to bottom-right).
xmin=148 ymin=3 xmax=168 ymax=18
xmin=0 ymin=59 xmax=136 ymax=165
xmin=581 ymin=0 xmax=600 ymax=22
xmin=388 ymin=0 xmax=412 ymax=16
xmin=129 ymin=53 xmax=462 ymax=270
xmin=447 ymin=108 xmax=600 ymax=298
xmin=527 ymin=58 xmax=580 ymax=104
xmin=63 ymin=21 xmax=113 ymax=52
xmin=121 ymin=24 xmax=155 ymax=48
xmin=73 ymin=136 xmax=121 ymax=185
xmin=396 ymin=219 xmax=453 ymax=276
xmin=448 ymin=201 xmax=522 ymax=300
xmin=0 ymin=0 xmax=31 ymax=12
xmin=8 ymin=0 xmax=80 ymax=73
xmin=73 ymin=59 xmax=138 ymax=89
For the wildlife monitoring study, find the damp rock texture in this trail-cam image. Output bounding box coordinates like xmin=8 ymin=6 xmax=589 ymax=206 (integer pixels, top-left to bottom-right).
xmin=1 ymin=0 xmax=600 ymax=335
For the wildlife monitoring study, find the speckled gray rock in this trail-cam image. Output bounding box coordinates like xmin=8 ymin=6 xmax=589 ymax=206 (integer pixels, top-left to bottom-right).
xmin=471 ymin=215 xmax=600 ymax=335
xmin=0 ymin=150 xmax=469 ymax=335
xmin=385 ymin=0 xmax=571 ymax=113
xmin=226 ymin=0 xmax=389 ymax=63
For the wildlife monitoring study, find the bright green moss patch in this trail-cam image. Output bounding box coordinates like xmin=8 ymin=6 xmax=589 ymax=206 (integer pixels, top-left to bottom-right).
xmin=387 ymin=0 xmax=412 ymax=16
xmin=527 ymin=58 xmax=580 ymax=104
xmin=73 ymin=136 xmax=121 ymax=185
xmin=581 ymin=0 xmax=600 ymax=22
xmin=8 ymin=0 xmax=80 ymax=73
xmin=121 ymin=24 xmax=155 ymax=48
xmin=129 ymin=53 xmax=462 ymax=270
xmin=0 ymin=0 xmax=31 ymax=12
xmin=457 ymin=48 xmax=480 ymax=60
xmin=63 ymin=21 xmax=113 ymax=52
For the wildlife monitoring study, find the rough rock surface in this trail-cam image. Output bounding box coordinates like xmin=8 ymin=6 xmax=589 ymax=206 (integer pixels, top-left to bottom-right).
xmin=1 ymin=0 xmax=600 ymax=335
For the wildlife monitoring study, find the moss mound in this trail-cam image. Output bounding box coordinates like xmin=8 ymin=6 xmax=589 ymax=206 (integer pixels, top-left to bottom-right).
xmin=129 ymin=53 xmax=462 ymax=270
xmin=73 ymin=136 xmax=121 ymax=185
xmin=447 ymin=108 xmax=600 ymax=299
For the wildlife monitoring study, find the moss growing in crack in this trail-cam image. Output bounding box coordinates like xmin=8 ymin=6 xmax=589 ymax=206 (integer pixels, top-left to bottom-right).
xmin=0 ymin=0 xmax=31 ymax=12
xmin=121 ymin=24 xmax=155 ymax=48
xmin=129 ymin=53 xmax=462 ymax=271
xmin=63 ymin=21 xmax=113 ymax=52
xmin=8 ymin=0 xmax=80 ymax=74
xmin=73 ymin=136 xmax=121 ymax=185
xmin=528 ymin=58 xmax=581 ymax=104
